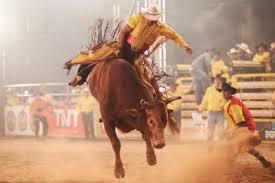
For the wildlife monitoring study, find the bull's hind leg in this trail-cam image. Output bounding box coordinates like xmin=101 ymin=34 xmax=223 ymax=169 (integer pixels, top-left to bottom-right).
xmin=142 ymin=134 xmax=157 ymax=166
xmin=104 ymin=122 xmax=125 ymax=178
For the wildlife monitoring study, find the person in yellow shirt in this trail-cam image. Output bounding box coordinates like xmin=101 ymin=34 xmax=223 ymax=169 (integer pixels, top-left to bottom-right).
xmin=253 ymin=43 xmax=271 ymax=72
xmin=5 ymin=88 xmax=20 ymax=107
xmin=68 ymin=3 xmax=192 ymax=87
xmin=211 ymin=52 xmax=229 ymax=80
xmin=76 ymin=88 xmax=98 ymax=139
xmin=167 ymin=82 xmax=193 ymax=129
xmin=199 ymin=74 xmax=226 ymax=141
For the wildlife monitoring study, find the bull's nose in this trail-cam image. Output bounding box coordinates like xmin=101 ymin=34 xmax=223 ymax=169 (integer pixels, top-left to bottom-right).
xmin=154 ymin=143 xmax=165 ymax=149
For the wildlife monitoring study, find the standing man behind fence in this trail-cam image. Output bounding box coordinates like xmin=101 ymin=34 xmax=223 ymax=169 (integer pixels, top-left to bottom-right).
xmin=29 ymin=91 xmax=49 ymax=137
xmin=190 ymin=49 xmax=215 ymax=105
xmin=76 ymin=88 xmax=97 ymax=139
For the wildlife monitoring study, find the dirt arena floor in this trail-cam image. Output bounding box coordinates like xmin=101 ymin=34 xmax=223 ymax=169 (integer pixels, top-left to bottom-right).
xmin=0 ymin=137 xmax=274 ymax=183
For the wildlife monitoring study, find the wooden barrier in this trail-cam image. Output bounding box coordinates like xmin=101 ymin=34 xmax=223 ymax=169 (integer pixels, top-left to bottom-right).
xmin=182 ymin=93 xmax=273 ymax=102
xmin=176 ymin=64 xmax=191 ymax=71
xmin=181 ymin=101 xmax=274 ymax=111
xmin=231 ymin=60 xmax=264 ymax=68
xmin=181 ymin=102 xmax=198 ymax=109
xmin=250 ymin=110 xmax=275 ymax=118
xmin=237 ymin=93 xmax=273 ymax=100
xmin=244 ymin=101 xmax=275 ymax=109
xmin=231 ymin=73 xmax=275 ymax=85
xmin=235 ymin=81 xmax=275 ymax=89
xmin=177 ymin=74 xmax=275 ymax=125
xmin=181 ymin=109 xmax=275 ymax=118
xmin=182 ymin=95 xmax=195 ymax=102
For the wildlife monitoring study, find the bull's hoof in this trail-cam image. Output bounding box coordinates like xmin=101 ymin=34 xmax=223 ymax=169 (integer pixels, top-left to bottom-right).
xmin=114 ymin=166 xmax=125 ymax=178
xmin=147 ymin=152 xmax=157 ymax=166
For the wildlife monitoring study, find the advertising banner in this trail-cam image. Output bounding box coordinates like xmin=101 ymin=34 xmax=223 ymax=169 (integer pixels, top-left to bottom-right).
xmin=4 ymin=105 xmax=274 ymax=140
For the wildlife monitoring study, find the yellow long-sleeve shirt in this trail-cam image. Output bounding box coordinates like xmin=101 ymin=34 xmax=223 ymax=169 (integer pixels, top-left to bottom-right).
xmin=127 ymin=13 xmax=189 ymax=51
xmin=199 ymin=85 xmax=226 ymax=112
xmin=253 ymin=51 xmax=270 ymax=63
xmin=253 ymin=52 xmax=271 ymax=72
xmin=211 ymin=59 xmax=228 ymax=77
xmin=167 ymin=86 xmax=193 ymax=111
xmin=76 ymin=96 xmax=97 ymax=113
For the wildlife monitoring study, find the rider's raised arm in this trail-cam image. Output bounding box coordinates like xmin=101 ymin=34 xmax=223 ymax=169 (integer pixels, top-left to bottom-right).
xmin=158 ymin=23 xmax=190 ymax=49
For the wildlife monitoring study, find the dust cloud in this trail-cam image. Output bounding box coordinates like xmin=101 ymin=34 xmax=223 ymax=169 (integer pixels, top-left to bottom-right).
xmin=0 ymin=131 xmax=274 ymax=183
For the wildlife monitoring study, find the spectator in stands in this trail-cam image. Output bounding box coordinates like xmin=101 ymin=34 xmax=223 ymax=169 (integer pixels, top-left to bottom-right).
xmin=76 ymin=88 xmax=97 ymax=139
xmin=236 ymin=43 xmax=252 ymax=60
xmin=220 ymin=82 xmax=272 ymax=168
xmin=199 ymin=74 xmax=226 ymax=141
xmin=270 ymin=42 xmax=275 ymax=72
xmin=211 ymin=51 xmax=229 ymax=81
xmin=190 ymin=49 xmax=215 ymax=105
xmin=29 ymin=91 xmax=49 ymax=137
xmin=167 ymin=81 xmax=193 ymax=129
xmin=227 ymin=48 xmax=239 ymax=61
xmin=5 ymin=88 xmax=20 ymax=107
xmin=253 ymin=43 xmax=271 ymax=72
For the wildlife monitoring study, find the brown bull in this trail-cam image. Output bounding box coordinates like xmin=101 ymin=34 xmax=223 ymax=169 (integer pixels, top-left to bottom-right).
xmin=88 ymin=59 xmax=180 ymax=178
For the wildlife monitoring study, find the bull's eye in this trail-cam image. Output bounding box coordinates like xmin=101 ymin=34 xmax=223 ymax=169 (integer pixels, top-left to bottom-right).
xmin=148 ymin=119 xmax=154 ymax=127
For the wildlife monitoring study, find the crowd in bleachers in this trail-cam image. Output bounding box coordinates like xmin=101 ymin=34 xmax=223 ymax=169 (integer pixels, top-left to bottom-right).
xmin=228 ymin=42 xmax=275 ymax=72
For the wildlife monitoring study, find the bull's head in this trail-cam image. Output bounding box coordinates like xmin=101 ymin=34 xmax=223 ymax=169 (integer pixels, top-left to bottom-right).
xmin=125 ymin=96 xmax=181 ymax=149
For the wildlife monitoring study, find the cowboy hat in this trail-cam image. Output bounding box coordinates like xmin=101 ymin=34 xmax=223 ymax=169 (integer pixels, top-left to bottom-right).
xmin=141 ymin=4 xmax=163 ymax=21
xmin=220 ymin=82 xmax=237 ymax=95
xmin=270 ymin=42 xmax=275 ymax=51
xmin=236 ymin=43 xmax=251 ymax=54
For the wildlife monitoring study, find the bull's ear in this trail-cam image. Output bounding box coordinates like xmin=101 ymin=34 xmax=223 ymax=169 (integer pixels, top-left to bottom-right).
xmin=140 ymin=99 xmax=151 ymax=108
xmin=164 ymin=96 xmax=182 ymax=105
xmin=125 ymin=109 xmax=139 ymax=119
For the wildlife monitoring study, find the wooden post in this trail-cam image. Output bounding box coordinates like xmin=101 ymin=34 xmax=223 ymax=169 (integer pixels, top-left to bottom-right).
xmin=0 ymin=52 xmax=4 ymax=136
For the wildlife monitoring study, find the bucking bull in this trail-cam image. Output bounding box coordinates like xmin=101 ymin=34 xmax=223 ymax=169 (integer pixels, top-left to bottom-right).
xmin=88 ymin=58 xmax=180 ymax=178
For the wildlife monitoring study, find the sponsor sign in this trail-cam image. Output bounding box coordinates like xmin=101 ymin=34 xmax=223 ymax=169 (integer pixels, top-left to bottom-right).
xmin=4 ymin=106 xmax=33 ymax=135
xmin=4 ymin=104 xmax=138 ymax=139
xmin=265 ymin=131 xmax=275 ymax=140
xmin=4 ymin=105 xmax=88 ymax=137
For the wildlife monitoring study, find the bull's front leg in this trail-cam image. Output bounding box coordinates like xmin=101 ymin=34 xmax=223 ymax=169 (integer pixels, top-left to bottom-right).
xmin=104 ymin=123 xmax=125 ymax=178
xmin=142 ymin=134 xmax=157 ymax=166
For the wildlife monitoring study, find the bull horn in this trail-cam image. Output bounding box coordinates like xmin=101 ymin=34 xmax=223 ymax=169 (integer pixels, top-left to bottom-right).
xmin=140 ymin=99 xmax=150 ymax=108
xmin=164 ymin=96 xmax=182 ymax=105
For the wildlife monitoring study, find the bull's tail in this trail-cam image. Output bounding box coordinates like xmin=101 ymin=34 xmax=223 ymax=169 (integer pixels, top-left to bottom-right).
xmin=168 ymin=116 xmax=180 ymax=135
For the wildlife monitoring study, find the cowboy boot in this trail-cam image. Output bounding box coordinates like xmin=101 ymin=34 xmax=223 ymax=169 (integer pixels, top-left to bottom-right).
xmin=68 ymin=76 xmax=82 ymax=87
xmin=259 ymin=157 xmax=272 ymax=168
xmin=249 ymin=149 xmax=272 ymax=168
